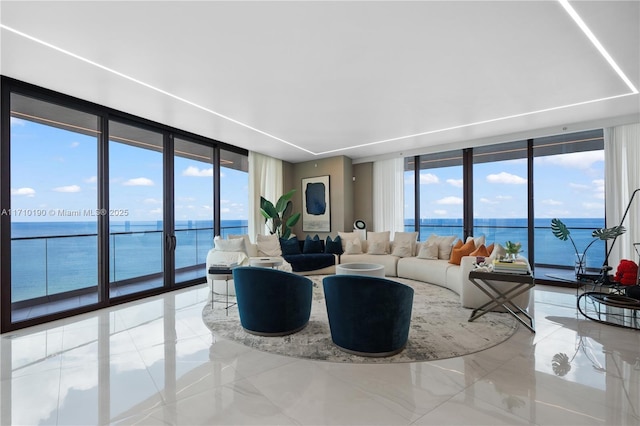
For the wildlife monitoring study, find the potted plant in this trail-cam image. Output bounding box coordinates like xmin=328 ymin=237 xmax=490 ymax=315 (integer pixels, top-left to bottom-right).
xmin=550 ymin=218 xmax=626 ymax=276
xmin=260 ymin=189 xmax=301 ymax=239
xmin=504 ymin=241 xmax=522 ymax=260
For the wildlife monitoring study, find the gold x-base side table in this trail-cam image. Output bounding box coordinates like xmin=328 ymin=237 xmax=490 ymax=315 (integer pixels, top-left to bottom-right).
xmin=468 ymin=270 xmax=536 ymax=333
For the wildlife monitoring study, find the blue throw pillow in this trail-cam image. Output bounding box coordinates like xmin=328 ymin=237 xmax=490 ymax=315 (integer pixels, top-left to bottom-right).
xmin=303 ymin=234 xmax=323 ymax=254
xmin=325 ymin=235 xmax=343 ymax=255
xmin=280 ymin=237 xmax=302 ymax=255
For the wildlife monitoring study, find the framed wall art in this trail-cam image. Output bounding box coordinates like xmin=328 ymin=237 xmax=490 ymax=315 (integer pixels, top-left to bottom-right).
xmin=302 ymin=175 xmax=330 ymax=232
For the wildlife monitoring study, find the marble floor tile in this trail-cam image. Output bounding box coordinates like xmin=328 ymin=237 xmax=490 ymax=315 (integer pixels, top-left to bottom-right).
xmin=2 ymin=283 xmax=639 ymax=425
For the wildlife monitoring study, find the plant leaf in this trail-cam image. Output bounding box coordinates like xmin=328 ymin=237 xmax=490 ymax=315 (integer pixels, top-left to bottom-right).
xmin=286 ymin=212 xmax=301 ymax=227
xmin=261 ymin=199 xmax=277 ymax=219
xmin=551 ymin=218 xmax=570 ymax=241
xmin=592 ymin=225 xmax=626 ymax=240
xmin=275 ymin=189 xmax=296 ymax=213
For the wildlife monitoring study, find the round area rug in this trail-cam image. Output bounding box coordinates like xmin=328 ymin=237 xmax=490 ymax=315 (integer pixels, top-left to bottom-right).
xmin=202 ymin=275 xmax=518 ymax=363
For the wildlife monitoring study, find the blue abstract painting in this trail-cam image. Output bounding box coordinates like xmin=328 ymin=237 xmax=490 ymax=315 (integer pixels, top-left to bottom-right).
xmin=302 ymin=175 xmax=330 ymax=232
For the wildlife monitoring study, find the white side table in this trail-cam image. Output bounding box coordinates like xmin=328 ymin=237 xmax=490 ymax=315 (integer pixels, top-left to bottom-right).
xmin=336 ymin=262 xmax=385 ymax=277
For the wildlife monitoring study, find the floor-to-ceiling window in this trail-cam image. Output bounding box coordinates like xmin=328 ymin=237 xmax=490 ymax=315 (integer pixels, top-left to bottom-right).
xmin=413 ymin=150 xmax=464 ymax=241
xmin=533 ymin=130 xmax=605 ymax=275
xmin=473 ymin=140 xmax=529 ymax=258
xmin=108 ymin=120 xmax=165 ymax=297
xmin=8 ymin=93 xmax=101 ymax=321
xmin=1 ymin=77 xmax=248 ymax=332
xmin=402 ymin=130 xmax=606 ymax=276
xmin=173 ymin=137 xmax=215 ymax=283
xmin=220 ymin=149 xmax=249 ymax=237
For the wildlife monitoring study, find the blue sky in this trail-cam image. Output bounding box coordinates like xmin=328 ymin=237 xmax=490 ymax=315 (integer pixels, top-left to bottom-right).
xmin=10 ymin=116 xmax=603 ymax=225
xmin=9 ymin=117 xmax=249 ymax=223
xmin=406 ymin=151 xmax=604 ymax=220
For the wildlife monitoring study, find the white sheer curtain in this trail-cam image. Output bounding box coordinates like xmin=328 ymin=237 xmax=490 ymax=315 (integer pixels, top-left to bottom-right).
xmin=248 ymin=151 xmax=283 ymax=241
xmin=372 ymin=157 xmax=405 ymax=233
xmin=604 ymin=122 xmax=640 ymax=269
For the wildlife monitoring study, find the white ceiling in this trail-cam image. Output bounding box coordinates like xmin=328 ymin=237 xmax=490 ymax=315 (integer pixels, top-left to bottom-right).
xmin=1 ymin=0 xmax=639 ymax=163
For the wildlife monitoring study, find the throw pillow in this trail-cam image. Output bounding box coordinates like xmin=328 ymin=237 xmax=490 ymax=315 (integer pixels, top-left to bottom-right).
xmin=488 ymin=243 xmax=506 ymax=261
xmin=449 ymin=239 xmax=476 ymax=265
xmin=426 ymin=234 xmax=458 ymax=260
xmin=367 ymin=231 xmax=391 ymax=254
xmin=325 ymin=235 xmax=343 ymax=255
xmin=470 ymin=244 xmax=490 ymax=257
xmin=344 ymin=238 xmax=363 ymax=254
xmin=229 ymin=234 xmax=258 ymax=257
xmin=214 ymin=236 xmax=245 ymax=252
xmin=280 ymin=237 xmax=302 ymax=255
xmin=393 ymin=231 xmax=419 ymax=255
xmin=391 ymin=240 xmax=412 ymax=257
xmin=447 ymin=239 xmax=463 ymax=261
xmin=466 ymin=235 xmax=486 ymax=249
xmin=486 ymin=243 xmax=495 ymax=255
xmin=367 ymin=240 xmax=387 ymax=255
xmin=338 ymin=231 xmax=359 ymax=250
xmin=417 ymin=242 xmax=439 ymax=259
xmin=256 ymin=234 xmax=282 ymax=257
xmin=303 ymin=234 xmax=323 ymax=254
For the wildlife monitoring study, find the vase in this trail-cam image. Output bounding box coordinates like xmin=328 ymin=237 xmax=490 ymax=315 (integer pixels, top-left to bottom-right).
xmin=574 ymin=253 xmax=586 ymax=277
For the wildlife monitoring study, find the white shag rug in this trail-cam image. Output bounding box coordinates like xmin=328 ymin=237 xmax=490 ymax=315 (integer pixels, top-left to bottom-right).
xmin=202 ymin=275 xmax=518 ymax=363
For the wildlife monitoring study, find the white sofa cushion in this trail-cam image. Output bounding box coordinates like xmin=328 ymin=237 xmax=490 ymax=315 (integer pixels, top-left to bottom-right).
xmin=367 ymin=231 xmax=390 ymax=253
xmin=256 ymin=234 xmax=282 ymax=257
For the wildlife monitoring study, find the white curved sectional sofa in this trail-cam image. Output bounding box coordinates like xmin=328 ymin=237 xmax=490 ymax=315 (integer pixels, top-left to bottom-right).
xmin=340 ymin=240 xmax=532 ymax=311
xmin=207 ymin=235 xmax=532 ymax=311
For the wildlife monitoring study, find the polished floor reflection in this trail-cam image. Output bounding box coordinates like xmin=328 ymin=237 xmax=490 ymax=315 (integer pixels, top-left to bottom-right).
xmin=1 ymin=283 xmax=639 ymax=425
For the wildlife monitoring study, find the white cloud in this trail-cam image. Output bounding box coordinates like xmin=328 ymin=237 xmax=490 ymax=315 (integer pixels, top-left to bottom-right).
xmin=420 ymin=173 xmax=439 ymax=184
xmin=123 ymin=177 xmax=154 ymax=186
xmin=542 ymin=199 xmax=563 ymax=205
xmin=582 ymin=201 xmax=604 ymax=210
xmin=11 ymin=187 xmax=35 ymax=197
xmin=446 ymin=178 xmax=463 ymax=188
xmin=182 ymin=166 xmax=213 ymax=177
xmin=149 ymin=208 xmax=163 ymax=215
xmin=593 ymin=179 xmax=605 ymax=200
xmin=144 ymin=198 xmax=161 ymax=204
xmin=436 ymin=196 xmax=463 ymax=205
xmin=221 ymin=207 xmax=230 ymax=214
xmin=486 ymin=172 xmax=527 ymax=184
xmin=70 ymin=141 xmax=80 ymax=148
xmin=569 ymin=182 xmax=589 ymax=190
xmin=54 ymin=185 xmax=81 ymax=193
xmin=495 ymin=195 xmax=512 ymax=200
xmin=480 ymin=197 xmax=498 ymax=204
xmin=433 ymin=209 xmax=447 ymax=216
xmin=10 ymin=117 xmax=26 ymax=126
xmin=537 ymin=151 xmax=604 ymax=169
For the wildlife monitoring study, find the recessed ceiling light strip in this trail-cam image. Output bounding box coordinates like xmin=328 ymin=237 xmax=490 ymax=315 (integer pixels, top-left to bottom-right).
xmin=0 ymin=24 xmax=315 ymax=155
xmin=315 ymin=92 xmax=635 ymax=156
xmin=558 ymin=0 xmax=638 ymax=94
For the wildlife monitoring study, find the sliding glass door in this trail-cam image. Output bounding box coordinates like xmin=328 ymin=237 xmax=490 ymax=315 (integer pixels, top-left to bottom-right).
xmin=173 ymin=137 xmax=215 ymax=284
xmin=8 ymin=93 xmax=101 ymax=321
xmin=108 ymin=120 xmax=165 ymax=297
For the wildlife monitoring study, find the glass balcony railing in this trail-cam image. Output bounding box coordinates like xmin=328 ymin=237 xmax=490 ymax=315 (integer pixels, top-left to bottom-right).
xmin=11 ymin=224 xmax=248 ymax=303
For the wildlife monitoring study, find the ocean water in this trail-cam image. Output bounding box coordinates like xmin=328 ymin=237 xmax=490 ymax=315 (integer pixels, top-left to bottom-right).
xmin=10 ymin=220 xmax=248 ymax=302
xmin=405 ymin=217 xmax=607 ymax=270
xmin=11 ymin=218 xmax=606 ymax=303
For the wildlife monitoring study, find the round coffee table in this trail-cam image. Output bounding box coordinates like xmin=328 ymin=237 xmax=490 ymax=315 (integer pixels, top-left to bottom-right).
xmin=336 ymin=262 xmax=385 ymax=277
xmin=249 ymin=257 xmax=283 ymax=268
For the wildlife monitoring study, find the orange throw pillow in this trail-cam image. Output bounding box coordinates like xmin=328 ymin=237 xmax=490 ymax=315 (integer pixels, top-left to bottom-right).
xmin=470 ymin=244 xmax=490 ymax=257
xmin=449 ymin=239 xmax=476 ymax=265
xmin=448 ymin=239 xmax=464 ymax=261
xmin=486 ymin=243 xmax=495 ymax=255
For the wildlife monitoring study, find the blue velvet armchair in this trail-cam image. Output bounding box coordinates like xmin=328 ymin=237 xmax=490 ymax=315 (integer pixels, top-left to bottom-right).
xmin=323 ymin=275 xmax=414 ymax=357
xmin=232 ymin=267 xmax=313 ymax=336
